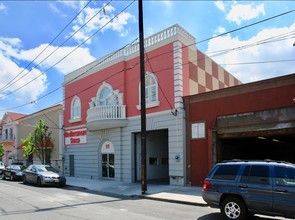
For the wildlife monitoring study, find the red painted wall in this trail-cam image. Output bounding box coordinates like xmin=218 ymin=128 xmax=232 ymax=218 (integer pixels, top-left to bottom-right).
xmin=64 ymin=43 xmax=176 ymax=127
xmin=187 ymin=82 xmax=295 ymax=186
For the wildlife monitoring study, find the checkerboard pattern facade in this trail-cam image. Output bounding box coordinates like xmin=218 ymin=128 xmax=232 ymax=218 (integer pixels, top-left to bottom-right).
xmin=189 ymin=50 xmax=241 ymax=94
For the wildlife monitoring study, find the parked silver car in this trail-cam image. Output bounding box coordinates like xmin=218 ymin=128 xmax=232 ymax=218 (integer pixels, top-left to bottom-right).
xmin=23 ymin=164 xmax=66 ymax=187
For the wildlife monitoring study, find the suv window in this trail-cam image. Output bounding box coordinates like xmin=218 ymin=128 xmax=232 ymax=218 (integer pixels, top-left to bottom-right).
xmin=241 ymin=165 xmax=269 ymax=184
xmin=212 ymin=165 xmax=240 ymax=180
xmin=274 ymin=166 xmax=295 ymax=186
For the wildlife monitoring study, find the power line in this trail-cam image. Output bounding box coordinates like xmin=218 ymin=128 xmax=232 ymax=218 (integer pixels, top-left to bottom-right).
xmin=0 ymin=0 xmax=131 ymax=99
xmin=197 ymin=9 xmax=295 ymax=45
xmin=0 ymin=0 xmax=113 ymax=96
xmin=0 ymin=0 xmax=93 ymax=93
xmin=33 ymin=102 xmax=61 ymax=130
xmin=143 ymin=9 xmax=295 ymax=64
xmin=220 ymin=59 xmax=295 ymax=66
xmin=145 ymin=49 xmax=174 ymax=110
xmin=0 ymin=8 xmax=294 ymax=112
xmin=0 ymin=38 xmax=138 ymax=112
xmin=206 ymin=29 xmax=295 ymax=58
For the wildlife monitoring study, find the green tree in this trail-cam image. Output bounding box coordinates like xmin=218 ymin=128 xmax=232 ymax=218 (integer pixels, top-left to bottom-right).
xmin=0 ymin=144 xmax=5 ymax=159
xmin=33 ymin=120 xmax=54 ymax=165
xmin=22 ymin=120 xmax=54 ymax=165
xmin=22 ymin=134 xmax=34 ymax=165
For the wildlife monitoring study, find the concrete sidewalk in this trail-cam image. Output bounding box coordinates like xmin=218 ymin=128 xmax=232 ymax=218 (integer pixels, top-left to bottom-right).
xmin=66 ymin=177 xmax=206 ymax=206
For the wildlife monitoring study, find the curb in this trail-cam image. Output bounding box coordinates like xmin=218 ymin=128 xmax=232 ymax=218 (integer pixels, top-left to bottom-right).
xmin=138 ymin=194 xmax=208 ymax=206
xmin=66 ymin=184 xmax=207 ymax=207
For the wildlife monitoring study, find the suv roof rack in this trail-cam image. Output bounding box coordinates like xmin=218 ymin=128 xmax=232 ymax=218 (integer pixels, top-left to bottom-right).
xmin=221 ymin=159 xmax=293 ymax=164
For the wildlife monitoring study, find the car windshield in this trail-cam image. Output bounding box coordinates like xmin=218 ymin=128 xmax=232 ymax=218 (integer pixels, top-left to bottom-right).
xmin=11 ymin=165 xmax=25 ymax=170
xmin=36 ymin=166 xmax=57 ymax=173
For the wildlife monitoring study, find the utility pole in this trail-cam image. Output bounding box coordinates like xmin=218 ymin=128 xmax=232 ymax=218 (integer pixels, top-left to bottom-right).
xmin=138 ymin=0 xmax=147 ymax=194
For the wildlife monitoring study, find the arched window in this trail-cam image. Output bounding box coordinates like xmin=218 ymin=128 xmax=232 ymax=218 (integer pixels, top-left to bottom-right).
xmin=145 ymin=73 xmax=158 ymax=104
xmin=70 ymin=96 xmax=81 ymax=122
xmin=99 ymin=86 xmax=113 ymax=106
xmin=96 ymin=82 xmax=119 ymax=106
xmin=137 ymin=72 xmax=160 ymax=109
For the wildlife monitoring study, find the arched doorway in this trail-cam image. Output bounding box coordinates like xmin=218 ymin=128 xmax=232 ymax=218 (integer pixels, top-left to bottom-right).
xmin=101 ymin=141 xmax=115 ymax=178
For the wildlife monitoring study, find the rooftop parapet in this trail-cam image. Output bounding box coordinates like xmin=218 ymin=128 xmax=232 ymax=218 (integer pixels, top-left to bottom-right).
xmin=64 ymin=24 xmax=196 ymax=85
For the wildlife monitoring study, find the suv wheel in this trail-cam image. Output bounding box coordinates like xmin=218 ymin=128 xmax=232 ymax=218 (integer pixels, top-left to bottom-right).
xmin=221 ymin=197 xmax=247 ymax=220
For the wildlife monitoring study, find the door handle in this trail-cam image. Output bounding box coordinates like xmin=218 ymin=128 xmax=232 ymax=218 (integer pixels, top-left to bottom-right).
xmin=238 ymin=185 xmax=248 ymax=189
xmin=275 ymin=188 xmax=287 ymax=193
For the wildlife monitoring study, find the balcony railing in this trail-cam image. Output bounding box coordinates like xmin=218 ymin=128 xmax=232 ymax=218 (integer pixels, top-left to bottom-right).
xmin=86 ymin=105 xmax=128 ymax=131
xmin=0 ymin=134 xmax=15 ymax=142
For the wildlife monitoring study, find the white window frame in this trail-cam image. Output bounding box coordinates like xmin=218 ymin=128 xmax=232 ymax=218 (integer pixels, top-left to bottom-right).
xmin=69 ymin=96 xmax=82 ymax=123
xmin=137 ymin=72 xmax=160 ymax=109
xmin=97 ymin=83 xmax=114 ymax=106
xmin=191 ymin=121 xmax=206 ymax=139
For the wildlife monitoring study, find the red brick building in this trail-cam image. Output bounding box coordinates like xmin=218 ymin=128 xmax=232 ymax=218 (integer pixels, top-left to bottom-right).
xmin=184 ymin=74 xmax=295 ymax=186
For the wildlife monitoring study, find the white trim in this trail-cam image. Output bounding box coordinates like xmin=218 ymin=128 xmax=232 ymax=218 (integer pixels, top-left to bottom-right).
xmin=64 ymin=24 xmax=196 ymax=85
xmin=101 ymin=141 xmax=114 ymax=154
xmin=136 ymin=100 xmax=160 ymax=110
xmin=70 ymin=96 xmax=81 ymax=122
xmin=64 ymin=124 xmax=87 ymax=131
xmin=173 ymin=41 xmax=183 ymax=109
xmin=137 ymin=72 xmax=160 ymax=110
xmin=68 ymin=118 xmax=82 ymax=123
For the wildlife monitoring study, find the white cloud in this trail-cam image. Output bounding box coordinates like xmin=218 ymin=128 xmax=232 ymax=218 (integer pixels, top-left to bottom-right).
xmin=162 ymin=1 xmax=173 ymax=9
xmin=0 ymin=50 xmax=48 ymax=102
xmin=49 ymin=3 xmax=60 ymax=14
xmin=0 ymin=37 xmax=22 ymax=58
xmin=214 ymin=1 xmax=225 ymax=12
xmin=0 ymin=37 xmax=96 ymax=106
xmin=226 ymin=3 xmax=265 ymax=25
xmin=70 ymin=4 xmax=135 ymax=44
xmin=206 ymin=23 xmax=295 ymax=83
xmin=0 ymin=3 xmax=7 ymax=13
xmin=16 ymin=44 xmax=96 ymax=74
xmin=57 ymin=1 xmax=84 ymax=10
xmin=48 ymin=2 xmax=67 ymax=18
xmin=215 ymin=26 xmax=226 ymax=35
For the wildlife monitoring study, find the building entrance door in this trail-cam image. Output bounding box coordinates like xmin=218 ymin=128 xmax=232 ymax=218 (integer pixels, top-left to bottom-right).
xmin=101 ymin=141 xmax=115 ymax=178
xmin=69 ymin=155 xmax=75 ymax=176
xmin=102 ymin=153 xmax=114 ymax=178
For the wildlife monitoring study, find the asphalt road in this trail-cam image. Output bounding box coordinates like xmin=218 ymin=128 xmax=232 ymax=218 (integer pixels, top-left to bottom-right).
xmin=0 ymin=180 xmax=289 ymax=220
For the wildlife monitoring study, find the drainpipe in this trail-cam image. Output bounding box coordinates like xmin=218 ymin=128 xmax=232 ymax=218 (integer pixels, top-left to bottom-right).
xmin=59 ymin=110 xmax=64 ymax=174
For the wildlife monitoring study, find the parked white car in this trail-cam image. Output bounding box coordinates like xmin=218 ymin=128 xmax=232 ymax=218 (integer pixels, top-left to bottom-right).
xmin=0 ymin=162 xmax=5 ymax=175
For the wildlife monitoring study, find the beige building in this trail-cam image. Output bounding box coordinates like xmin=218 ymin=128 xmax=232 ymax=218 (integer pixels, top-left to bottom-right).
xmin=16 ymin=104 xmax=64 ymax=172
xmin=0 ymin=112 xmax=27 ymax=165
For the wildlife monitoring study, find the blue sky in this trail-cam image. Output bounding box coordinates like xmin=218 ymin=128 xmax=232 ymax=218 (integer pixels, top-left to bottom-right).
xmin=0 ymin=1 xmax=295 ymax=118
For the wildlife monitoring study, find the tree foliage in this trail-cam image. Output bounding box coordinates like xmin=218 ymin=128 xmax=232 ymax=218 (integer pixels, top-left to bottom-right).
xmin=21 ymin=134 xmax=34 ymax=164
xmin=0 ymin=144 xmax=4 ymax=158
xmin=22 ymin=120 xmax=54 ymax=165
xmin=33 ymin=120 xmax=54 ymax=164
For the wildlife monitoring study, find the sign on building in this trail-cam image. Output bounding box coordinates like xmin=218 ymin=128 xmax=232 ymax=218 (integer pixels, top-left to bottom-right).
xmin=64 ymin=128 xmax=87 ymax=145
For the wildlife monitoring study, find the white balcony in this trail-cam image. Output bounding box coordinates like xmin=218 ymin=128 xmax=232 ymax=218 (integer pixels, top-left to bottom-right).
xmin=86 ymin=105 xmax=128 ymax=131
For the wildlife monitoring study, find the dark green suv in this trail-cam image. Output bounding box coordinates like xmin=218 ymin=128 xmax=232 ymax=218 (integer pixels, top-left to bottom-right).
xmin=202 ymin=160 xmax=295 ymax=220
